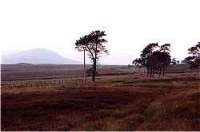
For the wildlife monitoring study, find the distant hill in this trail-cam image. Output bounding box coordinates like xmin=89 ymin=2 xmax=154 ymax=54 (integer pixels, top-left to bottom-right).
xmin=1 ymin=48 xmax=81 ymax=64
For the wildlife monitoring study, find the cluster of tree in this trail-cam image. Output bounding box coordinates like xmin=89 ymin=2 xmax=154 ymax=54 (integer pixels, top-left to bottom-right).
xmin=75 ymin=30 xmax=108 ymax=82
xmin=132 ymin=43 xmax=171 ymax=77
xmin=133 ymin=42 xmax=200 ymax=77
xmin=184 ymin=42 xmax=200 ymax=69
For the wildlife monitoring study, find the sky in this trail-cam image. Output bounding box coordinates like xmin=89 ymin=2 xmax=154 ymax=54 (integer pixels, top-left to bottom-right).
xmin=0 ymin=0 xmax=200 ymax=65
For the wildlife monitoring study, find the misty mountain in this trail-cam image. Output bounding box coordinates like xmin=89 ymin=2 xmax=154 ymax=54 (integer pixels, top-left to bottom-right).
xmin=1 ymin=48 xmax=81 ymax=64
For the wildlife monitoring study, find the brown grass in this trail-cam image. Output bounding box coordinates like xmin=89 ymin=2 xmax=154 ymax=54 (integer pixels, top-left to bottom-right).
xmin=1 ymin=72 xmax=200 ymax=131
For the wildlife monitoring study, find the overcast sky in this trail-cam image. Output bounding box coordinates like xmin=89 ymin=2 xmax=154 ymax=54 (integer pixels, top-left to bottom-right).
xmin=0 ymin=0 xmax=200 ymax=64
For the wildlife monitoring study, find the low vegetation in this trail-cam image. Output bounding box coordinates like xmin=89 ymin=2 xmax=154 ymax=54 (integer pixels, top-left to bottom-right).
xmin=1 ymin=68 xmax=200 ymax=130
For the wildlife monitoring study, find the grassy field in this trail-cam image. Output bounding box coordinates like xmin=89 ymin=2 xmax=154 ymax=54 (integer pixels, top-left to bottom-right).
xmin=1 ymin=64 xmax=200 ymax=130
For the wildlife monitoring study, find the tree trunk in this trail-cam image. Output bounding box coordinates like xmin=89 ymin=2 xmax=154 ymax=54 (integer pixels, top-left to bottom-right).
xmin=146 ymin=66 xmax=149 ymax=77
xmin=159 ymin=66 xmax=162 ymax=77
xmin=83 ymin=49 xmax=86 ymax=84
xmin=150 ymin=66 xmax=153 ymax=77
xmin=92 ymin=59 xmax=96 ymax=82
xmin=92 ymin=43 xmax=98 ymax=82
xmin=162 ymin=65 xmax=165 ymax=76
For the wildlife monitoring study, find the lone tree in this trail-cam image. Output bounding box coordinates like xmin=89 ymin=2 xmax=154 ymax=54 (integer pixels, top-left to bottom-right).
xmin=133 ymin=43 xmax=171 ymax=77
xmin=184 ymin=42 xmax=200 ymax=69
xmin=75 ymin=30 xmax=108 ymax=82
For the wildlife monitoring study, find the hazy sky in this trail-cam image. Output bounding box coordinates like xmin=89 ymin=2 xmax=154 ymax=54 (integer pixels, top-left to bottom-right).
xmin=1 ymin=0 xmax=200 ymax=64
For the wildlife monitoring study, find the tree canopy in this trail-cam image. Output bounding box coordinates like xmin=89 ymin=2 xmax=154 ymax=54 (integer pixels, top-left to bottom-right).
xmin=184 ymin=42 xmax=200 ymax=69
xmin=75 ymin=30 xmax=108 ymax=82
xmin=133 ymin=43 xmax=171 ymax=77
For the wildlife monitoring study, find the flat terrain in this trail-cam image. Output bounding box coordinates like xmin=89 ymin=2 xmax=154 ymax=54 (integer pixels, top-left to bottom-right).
xmin=1 ymin=64 xmax=200 ymax=130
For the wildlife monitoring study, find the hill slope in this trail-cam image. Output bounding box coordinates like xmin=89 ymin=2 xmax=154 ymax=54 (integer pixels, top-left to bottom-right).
xmin=2 ymin=49 xmax=81 ymax=64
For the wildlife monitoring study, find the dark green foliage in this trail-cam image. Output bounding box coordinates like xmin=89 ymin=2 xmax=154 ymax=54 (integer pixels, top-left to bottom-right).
xmin=133 ymin=43 xmax=171 ymax=77
xmin=75 ymin=30 xmax=108 ymax=82
xmin=184 ymin=42 xmax=200 ymax=69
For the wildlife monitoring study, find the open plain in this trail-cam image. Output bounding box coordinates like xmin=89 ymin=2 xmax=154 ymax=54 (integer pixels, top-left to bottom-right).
xmin=1 ymin=64 xmax=200 ymax=130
